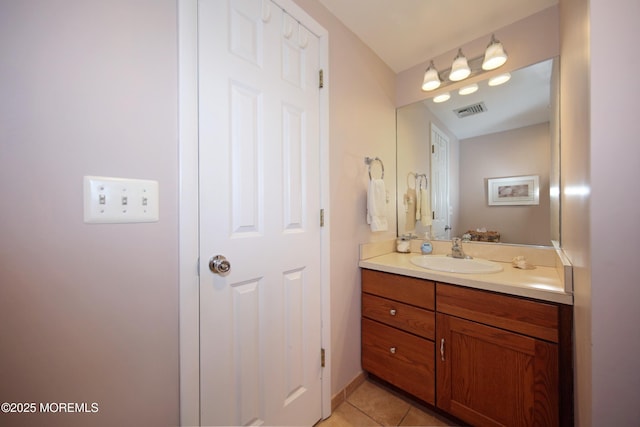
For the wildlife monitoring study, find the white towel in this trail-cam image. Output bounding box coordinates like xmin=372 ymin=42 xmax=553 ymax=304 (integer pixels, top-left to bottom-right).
xmin=367 ymin=179 xmax=388 ymax=232
xmin=419 ymin=188 xmax=432 ymax=225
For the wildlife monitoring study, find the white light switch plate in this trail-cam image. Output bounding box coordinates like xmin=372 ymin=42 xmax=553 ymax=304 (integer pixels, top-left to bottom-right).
xmin=83 ymin=176 xmax=159 ymax=223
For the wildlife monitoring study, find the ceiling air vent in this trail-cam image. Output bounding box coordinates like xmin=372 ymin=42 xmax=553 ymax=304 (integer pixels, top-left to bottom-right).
xmin=454 ymin=102 xmax=487 ymax=118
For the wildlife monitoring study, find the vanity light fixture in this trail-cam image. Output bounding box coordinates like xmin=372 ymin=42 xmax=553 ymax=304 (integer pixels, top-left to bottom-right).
xmin=449 ymin=49 xmax=471 ymax=81
xmin=433 ymin=92 xmax=451 ymax=103
xmin=419 ymin=34 xmax=509 ymax=91
xmin=482 ymin=34 xmax=508 ymax=70
xmin=421 ymin=60 xmax=441 ymax=91
xmin=488 ymin=72 xmax=511 ymax=86
xmin=458 ymin=83 xmax=479 ymax=95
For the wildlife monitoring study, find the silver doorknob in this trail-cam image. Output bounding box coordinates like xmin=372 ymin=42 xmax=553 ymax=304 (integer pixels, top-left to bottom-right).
xmin=209 ymin=255 xmax=231 ymax=275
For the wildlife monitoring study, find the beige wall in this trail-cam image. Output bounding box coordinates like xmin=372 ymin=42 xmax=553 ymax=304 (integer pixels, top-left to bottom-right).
xmin=563 ymin=0 xmax=640 ymax=425
xmin=459 ymin=123 xmax=551 ymax=245
xmin=293 ymin=1 xmax=397 ymax=395
xmin=0 ymin=1 xmax=179 ymax=426
xmin=583 ymin=0 xmax=640 ymax=425
xmin=559 ymin=0 xmax=591 ymax=425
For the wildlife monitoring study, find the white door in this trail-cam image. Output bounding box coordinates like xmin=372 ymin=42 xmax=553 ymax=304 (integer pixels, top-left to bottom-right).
xmin=198 ymin=0 xmax=323 ymax=425
xmin=430 ymin=123 xmax=451 ymax=239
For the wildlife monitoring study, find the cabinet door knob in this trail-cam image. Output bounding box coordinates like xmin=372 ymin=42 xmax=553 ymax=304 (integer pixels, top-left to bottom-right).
xmin=440 ymin=338 xmax=445 ymax=361
xmin=389 ymin=309 xmax=397 ymax=316
xmin=389 ymin=347 xmax=396 ymax=354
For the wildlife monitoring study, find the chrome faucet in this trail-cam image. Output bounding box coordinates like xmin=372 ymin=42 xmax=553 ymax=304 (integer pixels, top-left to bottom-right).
xmin=450 ymin=237 xmax=471 ymax=259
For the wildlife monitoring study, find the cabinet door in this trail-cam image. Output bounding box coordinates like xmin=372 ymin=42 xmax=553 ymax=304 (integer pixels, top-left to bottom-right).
xmin=436 ymin=314 xmax=559 ymax=427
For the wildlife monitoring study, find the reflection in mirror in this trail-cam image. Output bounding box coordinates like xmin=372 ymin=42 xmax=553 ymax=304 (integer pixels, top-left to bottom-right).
xmin=397 ymin=57 xmax=560 ymax=246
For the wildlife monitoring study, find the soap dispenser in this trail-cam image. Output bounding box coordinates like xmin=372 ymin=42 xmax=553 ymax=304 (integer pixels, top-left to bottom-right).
xmin=420 ymin=232 xmax=433 ymax=255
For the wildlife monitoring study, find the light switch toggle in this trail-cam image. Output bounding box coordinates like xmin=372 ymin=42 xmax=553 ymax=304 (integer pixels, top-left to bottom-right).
xmin=84 ymin=176 xmax=159 ymax=223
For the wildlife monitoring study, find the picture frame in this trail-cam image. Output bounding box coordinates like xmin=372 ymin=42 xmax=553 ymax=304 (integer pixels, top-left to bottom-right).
xmin=487 ymin=175 xmax=539 ymax=206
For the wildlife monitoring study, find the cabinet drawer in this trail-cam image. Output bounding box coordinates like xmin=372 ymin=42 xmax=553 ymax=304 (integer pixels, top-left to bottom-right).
xmin=362 ymin=269 xmax=435 ymax=310
xmin=362 ymin=293 xmax=435 ymax=339
xmin=436 ymin=283 xmax=559 ymax=342
xmin=362 ymin=318 xmax=435 ymax=404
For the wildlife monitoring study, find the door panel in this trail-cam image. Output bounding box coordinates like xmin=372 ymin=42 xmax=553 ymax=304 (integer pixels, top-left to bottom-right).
xmin=198 ymin=0 xmax=322 ymax=425
xmin=430 ymin=123 xmax=450 ymax=239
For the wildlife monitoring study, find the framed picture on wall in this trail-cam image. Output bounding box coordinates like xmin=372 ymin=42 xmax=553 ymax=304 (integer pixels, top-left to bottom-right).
xmin=487 ymin=175 xmax=539 ymax=206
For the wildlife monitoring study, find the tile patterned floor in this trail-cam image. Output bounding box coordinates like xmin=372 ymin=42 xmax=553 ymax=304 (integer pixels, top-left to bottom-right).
xmin=316 ymin=379 xmax=463 ymax=426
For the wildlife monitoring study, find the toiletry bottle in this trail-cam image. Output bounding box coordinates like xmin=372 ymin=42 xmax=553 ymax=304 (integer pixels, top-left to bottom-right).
xmin=396 ymin=236 xmax=411 ymax=253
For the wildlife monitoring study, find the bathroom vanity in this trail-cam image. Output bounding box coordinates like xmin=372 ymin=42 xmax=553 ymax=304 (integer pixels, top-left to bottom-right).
xmin=359 ymin=242 xmax=573 ymax=427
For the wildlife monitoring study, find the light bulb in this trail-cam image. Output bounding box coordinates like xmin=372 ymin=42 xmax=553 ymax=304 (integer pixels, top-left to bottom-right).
xmin=482 ymin=35 xmax=508 ymax=71
xmin=449 ymin=49 xmax=470 ymax=82
xmin=421 ymin=61 xmax=441 ymax=91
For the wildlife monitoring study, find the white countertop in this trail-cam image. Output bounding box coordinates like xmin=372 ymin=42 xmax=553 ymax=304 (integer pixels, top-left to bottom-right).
xmin=359 ymin=252 xmax=574 ymax=305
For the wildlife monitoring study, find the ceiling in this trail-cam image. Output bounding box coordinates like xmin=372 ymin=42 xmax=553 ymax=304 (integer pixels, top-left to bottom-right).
xmin=317 ymin=0 xmax=558 ymax=73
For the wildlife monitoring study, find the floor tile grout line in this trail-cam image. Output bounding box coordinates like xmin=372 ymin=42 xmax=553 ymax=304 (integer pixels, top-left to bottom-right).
xmin=344 ymin=401 xmax=384 ymax=426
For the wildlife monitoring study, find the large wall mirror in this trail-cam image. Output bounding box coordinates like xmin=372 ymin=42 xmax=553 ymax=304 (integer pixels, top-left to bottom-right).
xmin=396 ymin=57 xmax=560 ymax=247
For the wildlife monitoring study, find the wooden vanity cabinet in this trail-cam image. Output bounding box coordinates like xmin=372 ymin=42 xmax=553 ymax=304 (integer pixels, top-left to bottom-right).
xmin=361 ymin=269 xmax=573 ymax=427
xmin=361 ymin=269 xmax=436 ymax=404
xmin=436 ymin=283 xmax=571 ymax=427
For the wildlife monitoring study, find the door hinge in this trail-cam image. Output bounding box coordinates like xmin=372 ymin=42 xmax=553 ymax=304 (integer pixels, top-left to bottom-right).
xmin=432 ymin=211 xmax=435 ymax=220
xmin=321 ymin=348 xmax=326 ymax=368
xmin=432 ymin=145 xmax=435 ymax=153
xmin=319 ymin=69 xmax=324 ymax=89
xmin=320 ymin=208 xmax=325 ymax=227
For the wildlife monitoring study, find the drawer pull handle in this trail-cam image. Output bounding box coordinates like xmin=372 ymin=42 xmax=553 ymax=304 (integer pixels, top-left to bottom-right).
xmin=390 ymin=347 xmax=396 ymax=354
xmin=440 ymin=338 xmax=445 ymax=361
xmin=389 ymin=309 xmax=397 ymax=316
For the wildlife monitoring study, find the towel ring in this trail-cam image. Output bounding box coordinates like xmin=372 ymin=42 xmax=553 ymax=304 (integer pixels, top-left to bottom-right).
xmin=364 ymin=157 xmax=384 ymax=180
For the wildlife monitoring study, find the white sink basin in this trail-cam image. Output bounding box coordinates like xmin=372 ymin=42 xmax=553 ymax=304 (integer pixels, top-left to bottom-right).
xmin=410 ymin=255 xmax=503 ymax=274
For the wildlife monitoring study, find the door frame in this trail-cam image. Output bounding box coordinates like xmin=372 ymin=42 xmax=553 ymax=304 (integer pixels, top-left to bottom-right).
xmin=177 ymin=1 xmax=331 ymax=425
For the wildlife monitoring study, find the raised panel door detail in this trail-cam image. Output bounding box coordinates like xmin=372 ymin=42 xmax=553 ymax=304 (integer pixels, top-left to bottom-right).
xmin=229 ymin=0 xmax=263 ymax=66
xmin=283 ymin=268 xmax=306 ymax=405
xmin=282 ymin=104 xmax=304 ymax=231
xmin=231 ymin=279 xmax=263 ymax=425
xmin=230 ymin=82 xmax=263 ymax=236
